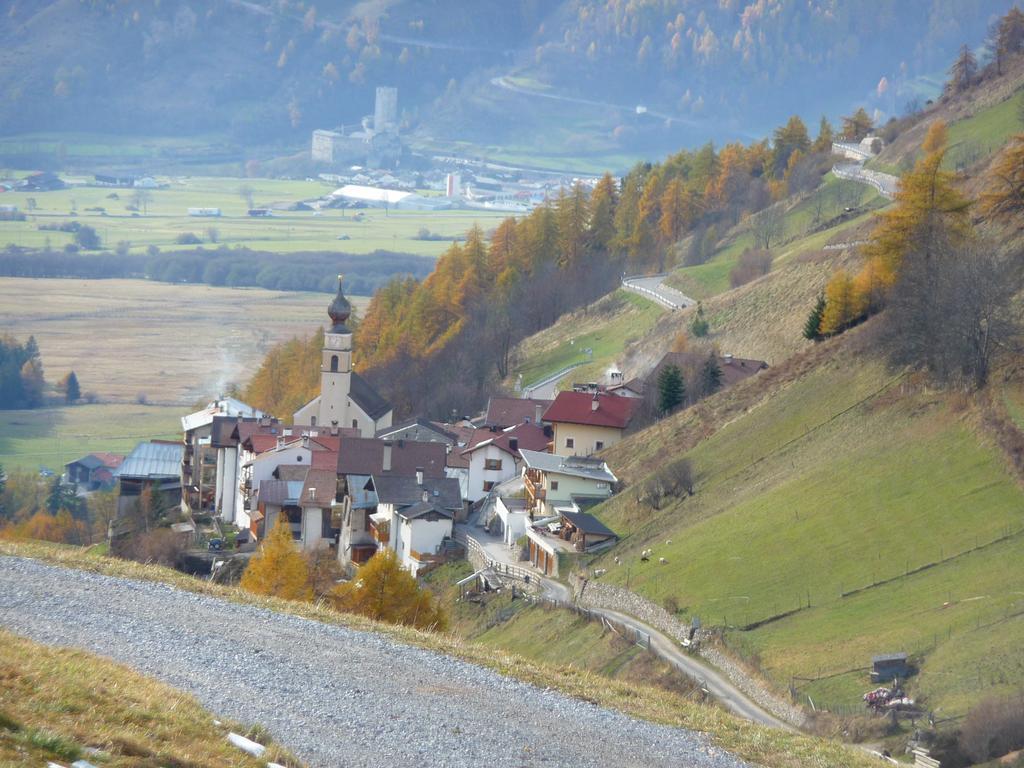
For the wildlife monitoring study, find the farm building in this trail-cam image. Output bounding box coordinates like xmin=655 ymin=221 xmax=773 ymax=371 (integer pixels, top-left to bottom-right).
xmin=64 ymin=452 xmax=124 ymax=493
xmin=113 ymin=440 xmax=183 ymax=521
xmin=558 ymin=509 xmax=617 ymax=551
xmin=871 ymin=652 xmax=911 ymax=682
xmin=328 ymin=184 xmax=452 ymax=211
xmin=187 ymin=207 xmax=221 ymax=217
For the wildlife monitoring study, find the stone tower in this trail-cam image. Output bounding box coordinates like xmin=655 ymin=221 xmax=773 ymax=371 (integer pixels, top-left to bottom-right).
xmin=318 ymin=275 xmax=353 ymax=427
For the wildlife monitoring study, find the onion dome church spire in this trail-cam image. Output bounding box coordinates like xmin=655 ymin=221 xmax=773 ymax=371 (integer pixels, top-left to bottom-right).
xmin=328 ymin=274 xmax=351 ymax=332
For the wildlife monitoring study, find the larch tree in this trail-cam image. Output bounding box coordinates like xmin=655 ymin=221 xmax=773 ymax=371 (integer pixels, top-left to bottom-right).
xmin=864 ymin=120 xmax=970 ymax=289
xmin=980 ymin=134 xmax=1024 ymax=228
xmin=946 ymin=44 xmax=978 ymax=94
xmin=239 ymin=517 xmax=313 ymax=602
xmin=812 ymin=116 xmax=834 ymax=153
xmin=330 ymin=549 xmax=447 ymax=631
xmin=841 ymin=107 xmax=874 ymax=141
xmin=819 ymin=270 xmax=861 ymax=336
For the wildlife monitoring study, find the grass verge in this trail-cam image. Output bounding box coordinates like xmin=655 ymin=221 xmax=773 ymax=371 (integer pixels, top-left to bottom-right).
xmin=0 ymin=629 xmax=299 ymax=767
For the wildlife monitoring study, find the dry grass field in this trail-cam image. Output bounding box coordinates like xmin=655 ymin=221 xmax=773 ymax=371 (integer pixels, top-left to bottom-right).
xmin=0 ymin=277 xmax=367 ymax=404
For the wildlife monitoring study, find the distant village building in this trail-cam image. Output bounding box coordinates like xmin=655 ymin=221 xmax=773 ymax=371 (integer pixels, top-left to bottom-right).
xmin=114 ymin=440 xmax=183 ymax=519
xmin=64 ymin=452 xmax=124 ymax=493
xmin=311 ymin=86 xmax=402 ymax=169
xmin=460 ymin=422 xmax=549 ymax=502
xmin=180 ymin=397 xmax=265 ymax=520
xmin=293 ymin=276 xmax=393 ymax=436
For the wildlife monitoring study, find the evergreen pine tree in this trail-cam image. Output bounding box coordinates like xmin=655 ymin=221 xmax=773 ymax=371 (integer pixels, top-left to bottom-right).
xmin=690 ymin=303 xmax=709 ymax=337
xmin=657 ymin=364 xmax=685 ymax=415
xmin=61 ymin=371 xmax=80 ymax=404
xmin=701 ymin=356 xmax=723 ymax=396
xmin=803 ymin=294 xmax=826 ymax=340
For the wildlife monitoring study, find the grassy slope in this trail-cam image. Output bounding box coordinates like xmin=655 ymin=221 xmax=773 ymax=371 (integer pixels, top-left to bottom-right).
xmin=0 ymin=175 xmax=508 ymax=257
xmin=591 ymin=332 xmax=1024 ymax=715
xmin=665 ymin=176 xmax=884 ymax=300
xmin=511 ymin=289 xmax=664 ymax=389
xmin=0 ymin=541 xmax=877 ymax=768
xmin=0 ymin=629 xmax=293 ymax=767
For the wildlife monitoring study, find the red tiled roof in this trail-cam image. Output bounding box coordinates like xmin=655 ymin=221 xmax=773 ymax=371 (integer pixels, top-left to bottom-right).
xmin=484 ymin=397 xmax=552 ymax=427
xmin=90 ymin=452 xmax=124 ymax=469
xmin=311 ymin=449 xmax=339 ymax=470
xmin=650 ymin=352 xmax=768 ymax=390
xmin=463 ymin=422 xmax=550 ymax=457
xmin=543 ymin=391 xmax=638 ymax=429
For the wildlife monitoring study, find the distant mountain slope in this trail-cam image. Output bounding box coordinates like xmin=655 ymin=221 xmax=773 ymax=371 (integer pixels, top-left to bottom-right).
xmin=0 ymin=0 xmax=1015 ymax=159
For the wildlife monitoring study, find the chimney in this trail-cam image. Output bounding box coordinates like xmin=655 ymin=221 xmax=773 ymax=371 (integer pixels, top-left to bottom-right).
xmin=422 ymin=489 xmax=429 ymax=503
xmin=308 ymin=487 xmax=316 ymax=501
xmin=724 ymin=353 xmax=733 ymax=365
xmin=276 ymin=436 xmax=285 ymax=449
xmin=591 ymin=395 xmax=600 ymax=412
xmin=382 ymin=441 xmax=393 ymax=472
xmin=534 ymin=404 xmax=543 ymax=424
xmin=509 ymin=437 xmax=519 ymax=453
xmin=415 ymin=467 xmax=424 ymax=486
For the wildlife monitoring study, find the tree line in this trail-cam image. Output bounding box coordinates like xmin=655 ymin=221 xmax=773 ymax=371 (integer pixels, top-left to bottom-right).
xmin=0 ymin=245 xmax=433 ymax=297
xmin=0 ymin=336 xmax=45 ymax=410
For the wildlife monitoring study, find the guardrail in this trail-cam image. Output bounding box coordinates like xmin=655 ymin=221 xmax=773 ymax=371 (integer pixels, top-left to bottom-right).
xmin=621 ymin=274 xmax=692 ymax=310
xmin=832 ymin=164 xmax=897 ymax=199
xmin=465 ymin=535 xmax=537 ymax=583
xmin=522 ymin=361 xmax=586 ymax=397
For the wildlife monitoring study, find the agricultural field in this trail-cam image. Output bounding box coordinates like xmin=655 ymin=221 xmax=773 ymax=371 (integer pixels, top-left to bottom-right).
xmin=592 ymin=344 xmax=1024 ymax=716
xmin=0 ymin=277 xmax=365 ymax=405
xmin=0 ymin=174 xmax=508 ymax=257
xmin=0 ymin=276 xmax=367 ymax=472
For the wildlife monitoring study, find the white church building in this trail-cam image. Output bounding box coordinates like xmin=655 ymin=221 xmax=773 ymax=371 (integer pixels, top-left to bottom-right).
xmin=293 ymin=276 xmax=393 ymax=436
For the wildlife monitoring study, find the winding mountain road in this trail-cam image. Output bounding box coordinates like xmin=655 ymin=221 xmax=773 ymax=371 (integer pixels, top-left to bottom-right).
xmin=0 ymin=556 xmax=751 ymax=768
xmin=621 ymin=274 xmax=696 ymax=310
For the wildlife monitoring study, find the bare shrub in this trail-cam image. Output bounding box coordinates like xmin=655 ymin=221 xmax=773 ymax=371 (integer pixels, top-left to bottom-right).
xmin=113 ymin=529 xmax=185 ymax=567
xmin=959 ymin=690 xmax=1024 ymax=764
xmin=729 ymin=248 xmax=774 ymax=288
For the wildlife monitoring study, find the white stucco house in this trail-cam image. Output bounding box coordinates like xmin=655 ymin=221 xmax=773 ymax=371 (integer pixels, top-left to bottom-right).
xmin=520 ymin=449 xmax=618 ymax=519
xmin=460 ymin=422 xmax=549 ymax=502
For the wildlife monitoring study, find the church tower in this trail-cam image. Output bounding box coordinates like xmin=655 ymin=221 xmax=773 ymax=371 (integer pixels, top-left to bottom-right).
xmin=317 ymin=275 xmax=353 ymax=427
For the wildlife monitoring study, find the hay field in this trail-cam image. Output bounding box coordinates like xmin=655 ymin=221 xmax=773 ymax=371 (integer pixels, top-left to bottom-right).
xmin=0 ymin=277 xmax=367 ymax=404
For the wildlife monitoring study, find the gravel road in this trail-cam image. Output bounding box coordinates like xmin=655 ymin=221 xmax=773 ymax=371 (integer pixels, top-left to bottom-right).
xmin=0 ymin=557 xmax=751 ymax=768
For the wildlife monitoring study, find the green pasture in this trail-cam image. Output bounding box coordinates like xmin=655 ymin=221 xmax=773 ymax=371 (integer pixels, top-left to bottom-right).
xmin=0 ymin=404 xmax=182 ymax=473
xmin=665 ymin=176 xmax=885 ymax=300
xmin=592 ymin=356 xmax=1024 ymax=714
xmin=511 ymin=290 xmax=664 ymax=389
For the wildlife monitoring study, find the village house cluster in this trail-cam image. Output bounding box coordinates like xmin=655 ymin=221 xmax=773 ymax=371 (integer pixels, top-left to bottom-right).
xmin=85 ymin=278 xmax=767 ymax=581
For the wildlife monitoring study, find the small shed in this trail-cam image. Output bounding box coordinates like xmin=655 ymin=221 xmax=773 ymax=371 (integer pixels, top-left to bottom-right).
xmin=871 ymin=652 xmax=910 ymax=682
xmin=559 ymin=510 xmax=617 ymax=551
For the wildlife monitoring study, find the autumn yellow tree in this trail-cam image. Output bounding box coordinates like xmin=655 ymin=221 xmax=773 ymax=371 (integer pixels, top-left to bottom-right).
xmin=330 ymin=549 xmax=447 ymax=631
xmin=240 ymin=517 xmax=313 ymax=602
xmin=980 ymin=133 xmax=1024 ymax=229
xmin=863 ymin=119 xmax=970 ymax=288
xmin=819 ymin=269 xmax=863 ymax=336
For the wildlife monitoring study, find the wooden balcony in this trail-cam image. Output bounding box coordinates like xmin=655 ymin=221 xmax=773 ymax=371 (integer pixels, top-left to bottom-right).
xmin=524 ymin=472 xmax=545 ymax=503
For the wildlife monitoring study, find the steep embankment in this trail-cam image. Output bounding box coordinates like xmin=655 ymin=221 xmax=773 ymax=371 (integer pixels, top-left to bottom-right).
xmin=592 ymin=324 xmax=1024 ymax=716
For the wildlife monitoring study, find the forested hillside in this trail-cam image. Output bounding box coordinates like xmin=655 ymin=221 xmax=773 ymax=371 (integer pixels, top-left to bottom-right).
xmin=0 ymin=0 xmax=1013 ymax=157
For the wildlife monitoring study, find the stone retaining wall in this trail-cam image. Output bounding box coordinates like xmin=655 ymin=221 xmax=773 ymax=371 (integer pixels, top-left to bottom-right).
xmin=575 ymin=578 xmax=807 ymax=727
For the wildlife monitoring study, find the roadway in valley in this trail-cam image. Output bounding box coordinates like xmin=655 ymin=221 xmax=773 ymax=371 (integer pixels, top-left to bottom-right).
xmin=0 ymin=556 xmax=752 ymax=768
